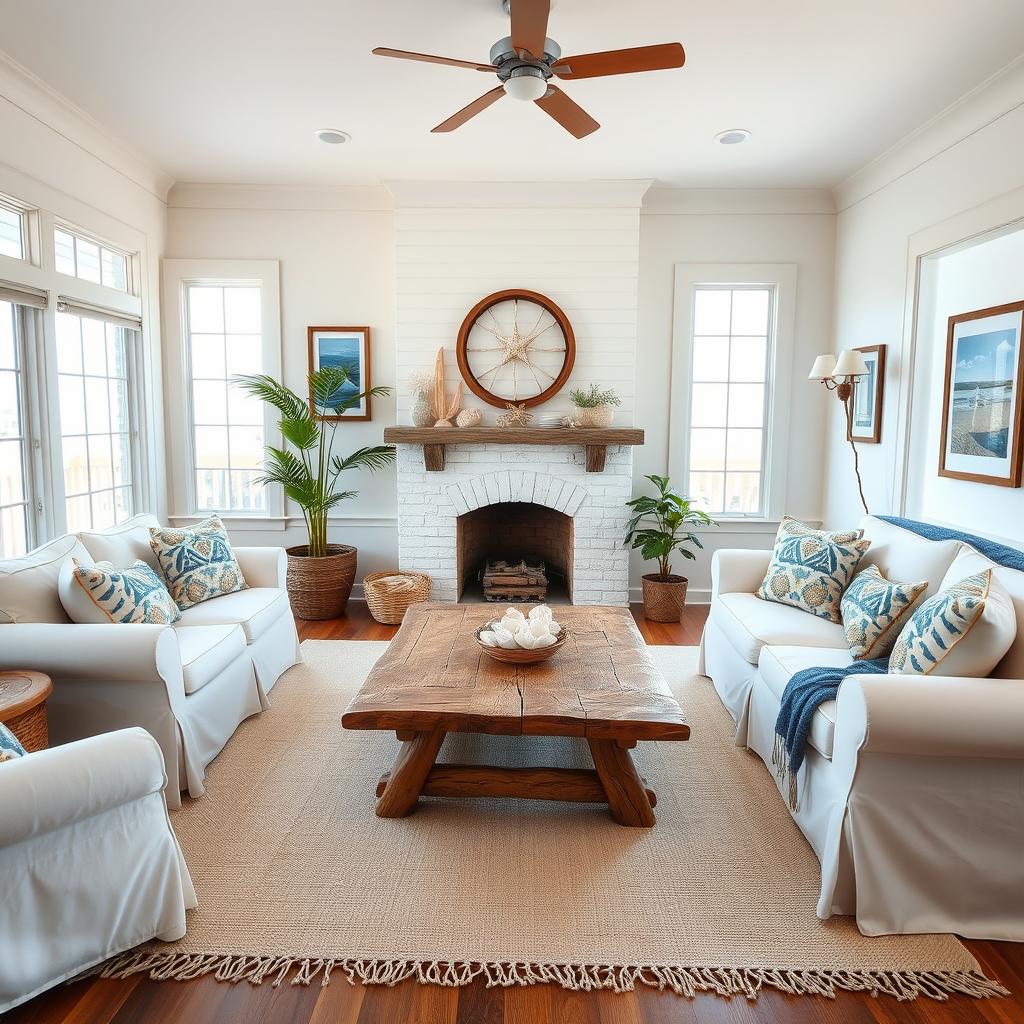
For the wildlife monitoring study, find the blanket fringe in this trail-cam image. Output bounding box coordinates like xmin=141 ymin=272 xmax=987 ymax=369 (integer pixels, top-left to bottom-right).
xmin=88 ymin=952 xmax=1008 ymax=1003
xmin=772 ymin=732 xmax=800 ymax=811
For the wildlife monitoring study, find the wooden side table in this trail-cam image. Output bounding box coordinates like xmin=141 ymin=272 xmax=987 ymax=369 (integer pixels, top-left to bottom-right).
xmin=0 ymin=670 xmax=53 ymax=752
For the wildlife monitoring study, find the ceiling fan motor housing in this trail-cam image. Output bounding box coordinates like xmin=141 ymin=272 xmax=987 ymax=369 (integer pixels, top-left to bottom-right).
xmin=489 ymin=35 xmax=562 ymax=80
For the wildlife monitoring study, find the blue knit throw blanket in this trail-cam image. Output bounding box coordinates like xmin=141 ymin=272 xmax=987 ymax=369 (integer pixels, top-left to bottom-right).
xmin=772 ymin=515 xmax=1024 ymax=811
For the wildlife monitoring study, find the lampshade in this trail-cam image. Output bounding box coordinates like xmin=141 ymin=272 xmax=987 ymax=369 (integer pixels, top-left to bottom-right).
xmin=808 ymin=354 xmax=837 ymax=380
xmin=833 ymin=349 xmax=870 ymax=378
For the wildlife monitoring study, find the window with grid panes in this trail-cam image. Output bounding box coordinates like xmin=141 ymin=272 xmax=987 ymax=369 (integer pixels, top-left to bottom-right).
xmin=0 ymin=300 xmax=30 ymax=556
xmin=56 ymin=311 xmax=135 ymax=532
xmin=185 ymin=284 xmax=265 ymax=512
xmin=54 ymin=227 xmax=129 ymax=292
xmin=0 ymin=201 xmax=25 ymax=261
xmin=687 ymin=286 xmax=773 ymax=516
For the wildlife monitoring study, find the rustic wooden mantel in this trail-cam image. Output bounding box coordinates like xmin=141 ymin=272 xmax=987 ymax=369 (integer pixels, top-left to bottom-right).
xmin=383 ymin=426 xmax=645 ymax=473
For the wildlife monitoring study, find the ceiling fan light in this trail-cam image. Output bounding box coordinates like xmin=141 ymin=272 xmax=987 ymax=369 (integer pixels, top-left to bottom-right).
xmin=504 ymin=67 xmax=548 ymax=101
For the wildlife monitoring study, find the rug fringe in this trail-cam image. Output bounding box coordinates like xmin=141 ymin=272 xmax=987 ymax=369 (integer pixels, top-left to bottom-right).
xmin=89 ymin=952 xmax=1008 ymax=1002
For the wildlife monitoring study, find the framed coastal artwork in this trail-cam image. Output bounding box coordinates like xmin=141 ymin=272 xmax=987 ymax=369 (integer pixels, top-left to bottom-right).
xmin=307 ymin=326 xmax=372 ymax=421
xmin=939 ymin=301 xmax=1024 ymax=487
xmin=848 ymin=344 xmax=886 ymax=444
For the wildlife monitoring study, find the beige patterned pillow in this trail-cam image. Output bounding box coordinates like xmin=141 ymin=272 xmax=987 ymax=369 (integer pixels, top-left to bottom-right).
xmin=149 ymin=516 xmax=247 ymax=609
xmin=757 ymin=516 xmax=871 ymax=623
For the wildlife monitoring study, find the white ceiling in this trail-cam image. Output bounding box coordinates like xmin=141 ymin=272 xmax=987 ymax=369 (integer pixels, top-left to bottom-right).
xmin=2 ymin=0 xmax=1023 ymax=189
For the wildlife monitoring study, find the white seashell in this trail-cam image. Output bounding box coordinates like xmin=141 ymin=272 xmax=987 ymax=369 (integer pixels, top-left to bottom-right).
xmin=528 ymin=605 xmax=552 ymax=622
xmin=533 ymin=632 xmax=556 ymax=648
xmin=528 ymin=618 xmax=549 ymax=638
xmin=515 ymin=626 xmax=538 ymax=649
xmin=547 ymin=619 xmax=562 ymax=636
xmin=479 ymin=630 xmax=498 ymax=647
xmin=493 ymin=625 xmax=518 ymax=649
xmin=502 ymin=607 xmax=525 ymax=622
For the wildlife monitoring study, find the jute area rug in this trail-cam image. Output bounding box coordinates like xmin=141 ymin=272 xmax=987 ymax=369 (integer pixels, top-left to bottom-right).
xmin=100 ymin=640 xmax=1005 ymax=1002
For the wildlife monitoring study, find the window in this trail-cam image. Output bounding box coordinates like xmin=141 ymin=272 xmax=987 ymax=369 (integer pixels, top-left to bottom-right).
xmin=185 ymin=283 xmax=266 ymax=513
xmin=0 ymin=201 xmax=25 ymax=261
xmin=687 ymin=286 xmax=772 ymax=516
xmin=0 ymin=300 xmax=29 ymax=556
xmin=56 ymin=311 xmax=135 ymax=531
xmin=54 ymin=227 xmax=130 ymax=292
xmin=670 ymin=263 xmax=797 ymax=523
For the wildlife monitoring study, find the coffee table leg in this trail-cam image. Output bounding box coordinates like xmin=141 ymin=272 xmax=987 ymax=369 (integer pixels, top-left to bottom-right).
xmin=375 ymin=729 xmax=446 ymax=818
xmin=587 ymin=739 xmax=656 ymax=827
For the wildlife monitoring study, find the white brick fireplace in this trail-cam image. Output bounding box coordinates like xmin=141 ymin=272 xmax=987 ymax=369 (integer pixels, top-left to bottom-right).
xmin=395 ymin=443 xmax=634 ymax=605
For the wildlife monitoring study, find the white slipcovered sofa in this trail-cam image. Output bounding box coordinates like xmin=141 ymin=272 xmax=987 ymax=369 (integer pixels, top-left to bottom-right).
xmin=0 ymin=514 xmax=301 ymax=807
xmin=700 ymin=514 xmax=1024 ymax=940
xmin=0 ymin=727 xmax=196 ymax=1013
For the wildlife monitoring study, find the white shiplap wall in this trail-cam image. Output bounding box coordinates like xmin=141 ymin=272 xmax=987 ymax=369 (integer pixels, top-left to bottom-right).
xmin=392 ymin=182 xmax=649 ymax=422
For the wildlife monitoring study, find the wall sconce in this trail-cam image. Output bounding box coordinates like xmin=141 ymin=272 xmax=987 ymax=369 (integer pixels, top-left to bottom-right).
xmin=809 ymin=349 xmax=870 ymax=514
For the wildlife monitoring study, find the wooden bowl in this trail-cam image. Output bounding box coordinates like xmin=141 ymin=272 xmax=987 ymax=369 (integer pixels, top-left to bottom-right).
xmin=475 ymin=624 xmax=568 ymax=665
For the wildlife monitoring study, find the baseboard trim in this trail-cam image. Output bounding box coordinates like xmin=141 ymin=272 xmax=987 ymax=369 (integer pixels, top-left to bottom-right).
xmin=629 ymin=586 xmax=710 ymax=605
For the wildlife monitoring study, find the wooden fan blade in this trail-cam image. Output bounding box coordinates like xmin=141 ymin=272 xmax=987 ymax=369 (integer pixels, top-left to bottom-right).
xmin=553 ymin=42 xmax=685 ymax=80
xmin=372 ymin=47 xmax=494 ymax=72
xmin=535 ymin=86 xmax=599 ymax=139
xmin=432 ymin=86 xmax=506 ymax=133
xmin=510 ymin=0 xmax=551 ymax=59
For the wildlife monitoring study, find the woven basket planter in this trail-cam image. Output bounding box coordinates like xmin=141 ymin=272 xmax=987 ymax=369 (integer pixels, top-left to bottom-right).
xmin=641 ymin=573 xmax=689 ymax=623
xmin=286 ymin=544 xmax=357 ymax=620
xmin=364 ymin=570 xmax=432 ymax=624
xmin=570 ymin=404 xmax=615 ymax=428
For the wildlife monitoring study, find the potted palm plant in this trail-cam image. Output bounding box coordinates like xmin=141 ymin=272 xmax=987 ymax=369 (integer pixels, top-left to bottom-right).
xmin=624 ymin=474 xmax=716 ymax=623
xmin=236 ymin=367 xmax=395 ymax=620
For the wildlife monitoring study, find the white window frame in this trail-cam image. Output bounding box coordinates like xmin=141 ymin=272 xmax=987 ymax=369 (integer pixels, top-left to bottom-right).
xmin=162 ymin=259 xmax=283 ymax=522
xmin=0 ymin=194 xmax=30 ymax=264
xmin=53 ymin=221 xmax=136 ymax=296
xmin=669 ymin=263 xmax=797 ymax=523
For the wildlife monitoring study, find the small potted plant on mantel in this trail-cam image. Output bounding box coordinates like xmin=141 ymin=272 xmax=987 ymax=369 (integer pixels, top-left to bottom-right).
xmin=567 ymin=384 xmax=621 ymax=428
xmin=624 ymin=474 xmax=717 ymax=623
xmin=236 ymin=367 xmax=395 ymax=620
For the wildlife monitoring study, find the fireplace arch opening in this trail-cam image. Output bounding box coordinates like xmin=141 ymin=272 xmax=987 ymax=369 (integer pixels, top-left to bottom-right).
xmin=456 ymin=502 xmax=574 ymax=604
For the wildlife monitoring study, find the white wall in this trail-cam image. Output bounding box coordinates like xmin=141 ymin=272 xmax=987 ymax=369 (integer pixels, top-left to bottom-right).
xmin=164 ymin=184 xmax=399 ymax=581
xmin=907 ymin=226 xmax=1024 ymax=540
xmin=0 ymin=54 xmax=170 ymax=522
xmin=822 ymin=61 xmax=1024 ymax=541
xmin=636 ymin=189 xmax=836 ymax=598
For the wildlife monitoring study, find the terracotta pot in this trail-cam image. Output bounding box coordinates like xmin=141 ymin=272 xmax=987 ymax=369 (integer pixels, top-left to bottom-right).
xmin=285 ymin=544 xmax=357 ymax=620
xmin=641 ymin=573 xmax=688 ymax=623
xmin=571 ymin=404 xmax=615 ymax=428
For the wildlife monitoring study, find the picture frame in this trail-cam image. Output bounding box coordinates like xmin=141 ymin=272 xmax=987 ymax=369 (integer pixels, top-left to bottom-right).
xmin=847 ymin=344 xmax=886 ymax=444
xmin=307 ymin=326 xmax=372 ymax=421
xmin=939 ymin=301 xmax=1024 ymax=488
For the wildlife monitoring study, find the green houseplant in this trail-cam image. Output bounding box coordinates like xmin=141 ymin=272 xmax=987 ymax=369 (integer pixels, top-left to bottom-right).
xmin=568 ymin=384 xmax=621 ymax=429
xmin=236 ymin=366 xmax=395 ymax=619
xmin=624 ymin=474 xmax=716 ymax=622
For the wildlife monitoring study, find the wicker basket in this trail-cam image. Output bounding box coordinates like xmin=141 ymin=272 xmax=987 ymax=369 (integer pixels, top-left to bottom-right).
xmin=286 ymin=544 xmax=357 ymax=620
xmin=641 ymin=574 xmax=688 ymax=623
xmin=363 ymin=570 xmax=432 ymax=624
xmin=6 ymin=703 xmax=48 ymax=752
xmin=475 ymin=625 xmax=568 ymax=664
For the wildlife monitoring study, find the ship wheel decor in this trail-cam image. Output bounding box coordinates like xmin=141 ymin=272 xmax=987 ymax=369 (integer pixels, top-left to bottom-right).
xmin=456 ymin=289 xmax=576 ymax=409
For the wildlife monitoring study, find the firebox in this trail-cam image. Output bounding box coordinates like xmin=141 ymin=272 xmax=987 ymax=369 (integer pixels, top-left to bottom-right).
xmin=456 ymin=502 xmax=574 ymax=603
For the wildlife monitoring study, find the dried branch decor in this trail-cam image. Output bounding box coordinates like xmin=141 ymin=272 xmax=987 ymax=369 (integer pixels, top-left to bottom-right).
xmin=433 ymin=349 xmax=462 ymax=427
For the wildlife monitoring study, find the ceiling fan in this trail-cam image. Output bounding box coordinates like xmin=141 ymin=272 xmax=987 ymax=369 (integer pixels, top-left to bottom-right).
xmin=373 ymin=0 xmax=685 ymax=139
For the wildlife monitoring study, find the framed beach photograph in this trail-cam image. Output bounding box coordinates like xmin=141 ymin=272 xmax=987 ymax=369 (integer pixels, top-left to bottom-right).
xmin=939 ymin=301 xmax=1024 ymax=488
xmin=848 ymin=344 xmax=886 ymax=444
xmin=307 ymin=326 xmax=372 ymax=421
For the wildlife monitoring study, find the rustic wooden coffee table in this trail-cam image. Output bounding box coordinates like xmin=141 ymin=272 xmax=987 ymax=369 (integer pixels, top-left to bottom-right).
xmin=342 ymin=603 xmax=689 ymax=827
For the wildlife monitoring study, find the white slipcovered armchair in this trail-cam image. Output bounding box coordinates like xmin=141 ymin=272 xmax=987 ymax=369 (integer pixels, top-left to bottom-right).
xmin=700 ymin=515 xmax=1024 ymax=939
xmin=0 ymin=728 xmax=196 ymax=1013
xmin=0 ymin=514 xmax=301 ymax=807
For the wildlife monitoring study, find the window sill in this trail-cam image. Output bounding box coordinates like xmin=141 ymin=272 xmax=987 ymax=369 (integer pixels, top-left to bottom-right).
xmin=703 ymin=517 xmax=821 ymax=534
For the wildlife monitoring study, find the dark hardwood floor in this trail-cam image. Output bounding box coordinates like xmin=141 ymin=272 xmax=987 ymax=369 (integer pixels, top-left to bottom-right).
xmin=8 ymin=603 xmax=1022 ymax=1024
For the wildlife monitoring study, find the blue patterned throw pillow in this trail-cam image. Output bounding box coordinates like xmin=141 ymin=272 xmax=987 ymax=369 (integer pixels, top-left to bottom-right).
xmin=72 ymin=559 xmax=181 ymax=624
xmin=0 ymin=722 xmax=26 ymax=763
xmin=150 ymin=516 xmax=247 ymax=610
xmin=840 ymin=564 xmax=927 ymax=659
xmin=889 ymin=569 xmax=1015 ymax=676
xmin=757 ymin=516 xmax=871 ymax=623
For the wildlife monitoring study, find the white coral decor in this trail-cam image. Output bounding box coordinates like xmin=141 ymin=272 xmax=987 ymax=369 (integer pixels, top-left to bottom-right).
xmin=481 ymin=605 xmax=561 ymax=649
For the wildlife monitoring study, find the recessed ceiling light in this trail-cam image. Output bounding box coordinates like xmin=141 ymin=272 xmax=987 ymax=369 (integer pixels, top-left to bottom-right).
xmin=715 ymin=129 xmax=751 ymax=145
xmin=315 ymin=128 xmax=351 ymax=145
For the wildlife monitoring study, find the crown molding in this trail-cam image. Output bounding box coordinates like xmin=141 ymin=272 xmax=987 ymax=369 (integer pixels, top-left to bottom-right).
xmin=643 ymin=188 xmax=835 ymax=216
xmin=385 ymin=179 xmax=653 ymax=209
xmin=834 ymin=55 xmax=1024 ymax=213
xmin=168 ymin=181 xmax=394 ymax=212
xmin=0 ymin=50 xmax=173 ymax=202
